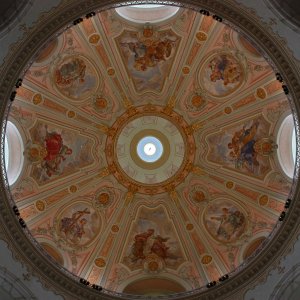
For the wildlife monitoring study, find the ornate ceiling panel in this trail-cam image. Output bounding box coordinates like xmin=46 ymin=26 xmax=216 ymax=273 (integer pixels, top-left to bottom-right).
xmin=1 ymin=2 xmax=297 ymax=298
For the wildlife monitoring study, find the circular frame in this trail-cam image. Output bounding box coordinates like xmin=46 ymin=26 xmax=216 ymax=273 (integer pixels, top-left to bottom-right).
xmin=131 ymin=130 xmax=170 ymax=168
xmin=0 ymin=1 xmax=299 ymax=300
xmin=198 ymin=51 xmax=245 ymax=98
xmin=105 ymin=105 xmax=195 ymax=194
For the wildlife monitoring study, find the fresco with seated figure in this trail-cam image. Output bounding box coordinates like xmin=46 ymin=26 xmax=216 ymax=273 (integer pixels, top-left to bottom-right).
xmin=122 ymin=206 xmax=185 ymax=271
xmin=54 ymin=202 xmax=101 ymax=249
xmin=53 ymin=55 xmax=99 ymax=100
xmin=200 ymin=53 xmax=244 ymax=98
xmin=203 ymin=199 xmax=247 ymax=244
xmin=26 ymin=121 xmax=93 ymax=185
xmin=116 ymin=30 xmax=180 ymax=93
xmin=207 ymin=116 xmax=276 ymax=178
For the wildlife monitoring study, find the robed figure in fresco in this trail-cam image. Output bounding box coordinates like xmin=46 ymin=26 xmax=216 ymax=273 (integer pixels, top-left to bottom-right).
xmin=131 ymin=229 xmax=154 ymax=260
xmin=130 ymin=229 xmax=177 ymax=262
xmin=118 ymin=30 xmax=179 ymax=92
xmin=126 ymin=38 xmax=173 ymax=72
xmin=202 ymin=53 xmax=244 ymax=97
xmin=122 ymin=207 xmax=185 ymax=270
xmin=209 ymin=54 xmax=242 ymax=86
xmin=41 ymin=128 xmax=73 ymax=177
xmin=228 ymin=121 xmax=260 ymax=173
xmin=26 ymin=125 xmax=73 ymax=179
xmin=55 ymin=57 xmax=86 ymax=87
xmin=60 ymin=208 xmax=90 ymax=245
xmin=211 ymin=207 xmax=245 ymax=242
xmin=26 ymin=120 xmax=94 ymax=185
xmin=150 ymin=235 xmax=170 ymax=259
xmin=208 ymin=117 xmax=275 ymax=178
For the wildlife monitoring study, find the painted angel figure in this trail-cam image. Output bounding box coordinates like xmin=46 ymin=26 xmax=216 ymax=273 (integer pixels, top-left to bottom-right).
xmin=60 ymin=208 xmax=90 ymax=245
xmin=131 ymin=229 xmax=155 ymax=261
xmin=41 ymin=127 xmax=73 ymax=177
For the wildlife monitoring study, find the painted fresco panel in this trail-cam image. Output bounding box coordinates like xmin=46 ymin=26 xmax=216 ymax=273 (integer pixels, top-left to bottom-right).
xmin=54 ymin=202 xmax=101 ymax=248
xmin=200 ymin=53 xmax=244 ymax=97
xmin=203 ymin=199 xmax=247 ymax=243
xmin=207 ymin=116 xmax=275 ymax=178
xmin=26 ymin=121 xmax=93 ymax=185
xmin=116 ymin=30 xmax=180 ymax=93
xmin=53 ymin=55 xmax=100 ymax=100
xmin=122 ymin=206 xmax=185 ymax=271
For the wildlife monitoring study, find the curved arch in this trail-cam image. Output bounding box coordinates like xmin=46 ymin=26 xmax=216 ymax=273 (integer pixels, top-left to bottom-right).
xmin=40 ymin=243 xmax=65 ymax=267
xmin=0 ymin=266 xmax=36 ymax=299
xmin=264 ymin=0 xmax=300 ymax=32
xmin=123 ymin=277 xmax=187 ymax=295
xmin=270 ymin=263 xmax=300 ymax=300
xmin=242 ymin=236 xmax=267 ymax=261
xmin=4 ymin=120 xmax=24 ymax=186
xmin=115 ymin=4 xmax=180 ymax=23
xmin=0 ymin=1 xmax=34 ymax=37
xmin=277 ymin=114 xmax=296 ymax=179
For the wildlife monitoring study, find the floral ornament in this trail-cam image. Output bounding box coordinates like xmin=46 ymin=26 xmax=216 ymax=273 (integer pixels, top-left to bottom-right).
xmin=188 ymin=185 xmax=209 ymax=205
xmin=93 ymin=188 xmax=115 ymax=210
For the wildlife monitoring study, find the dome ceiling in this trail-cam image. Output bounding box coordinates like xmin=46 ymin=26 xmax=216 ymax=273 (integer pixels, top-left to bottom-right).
xmin=5 ymin=4 xmax=295 ymax=297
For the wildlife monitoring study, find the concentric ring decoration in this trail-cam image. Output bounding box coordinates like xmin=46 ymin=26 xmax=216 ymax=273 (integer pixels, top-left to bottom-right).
xmin=105 ymin=105 xmax=196 ymax=194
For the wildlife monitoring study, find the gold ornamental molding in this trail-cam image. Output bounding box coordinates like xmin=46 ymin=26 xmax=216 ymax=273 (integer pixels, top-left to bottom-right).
xmin=0 ymin=1 xmax=300 ymax=300
xmin=105 ymin=104 xmax=196 ymax=194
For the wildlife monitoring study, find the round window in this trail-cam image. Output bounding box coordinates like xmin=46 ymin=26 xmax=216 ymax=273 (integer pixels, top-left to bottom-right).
xmin=115 ymin=5 xmax=179 ymax=23
xmin=4 ymin=121 xmax=24 ymax=185
xmin=277 ymin=114 xmax=296 ymax=178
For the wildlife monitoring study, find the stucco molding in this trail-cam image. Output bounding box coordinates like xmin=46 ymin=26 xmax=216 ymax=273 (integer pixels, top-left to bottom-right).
xmin=263 ymin=0 xmax=300 ymax=34
xmin=0 ymin=0 xmax=34 ymax=37
xmin=0 ymin=1 xmax=300 ymax=299
xmin=232 ymin=0 xmax=300 ymax=65
xmin=269 ymin=261 xmax=300 ymax=300
xmin=240 ymin=232 xmax=299 ymax=299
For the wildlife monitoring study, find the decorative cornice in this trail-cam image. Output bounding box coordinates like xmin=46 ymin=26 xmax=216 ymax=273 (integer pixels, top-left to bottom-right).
xmin=0 ymin=0 xmax=34 ymax=38
xmin=231 ymin=0 xmax=300 ymax=64
xmin=0 ymin=0 xmax=300 ymax=299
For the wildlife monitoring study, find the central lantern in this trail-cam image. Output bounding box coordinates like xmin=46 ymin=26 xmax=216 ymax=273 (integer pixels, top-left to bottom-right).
xmin=105 ymin=105 xmax=196 ymax=194
xmin=137 ymin=136 xmax=163 ymax=162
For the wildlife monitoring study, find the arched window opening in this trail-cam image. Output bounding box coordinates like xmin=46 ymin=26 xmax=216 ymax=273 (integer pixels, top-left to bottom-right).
xmin=115 ymin=5 xmax=179 ymax=23
xmin=277 ymin=114 xmax=296 ymax=178
xmin=4 ymin=121 xmax=24 ymax=185
xmin=131 ymin=4 xmax=164 ymax=8
xmin=123 ymin=278 xmax=186 ymax=296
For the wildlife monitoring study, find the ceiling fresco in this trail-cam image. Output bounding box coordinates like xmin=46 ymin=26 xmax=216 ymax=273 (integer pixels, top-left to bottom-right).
xmin=6 ymin=4 xmax=294 ymax=296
